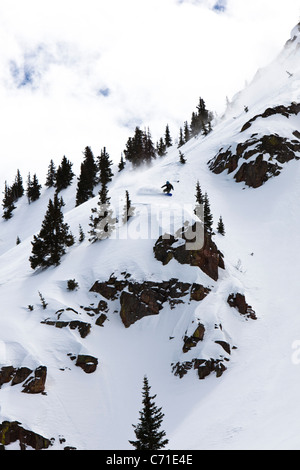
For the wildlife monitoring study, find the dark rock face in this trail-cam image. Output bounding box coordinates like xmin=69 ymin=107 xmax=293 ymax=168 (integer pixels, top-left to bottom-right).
xmin=240 ymin=102 xmax=300 ymax=133
xmin=0 ymin=365 xmax=47 ymax=394
xmin=209 ymin=133 xmax=300 ymax=188
xmin=75 ymin=355 xmax=98 ymax=374
xmin=22 ymin=366 xmax=47 ymax=394
xmin=172 ymin=358 xmax=227 ymax=380
xmin=41 ymin=319 xmax=91 ymax=338
xmin=227 ymin=293 xmax=257 ymax=320
xmin=0 ymin=421 xmax=51 ymax=450
xmin=91 ymin=274 xmax=210 ymax=328
xmin=153 ymin=227 xmax=224 ymax=281
xmin=182 ymin=323 xmax=205 ymax=353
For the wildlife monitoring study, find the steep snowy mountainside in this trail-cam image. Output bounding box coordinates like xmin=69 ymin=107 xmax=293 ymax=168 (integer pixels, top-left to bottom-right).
xmin=1 ymin=23 xmax=300 ymax=451
xmin=207 ymin=22 xmax=300 ymax=189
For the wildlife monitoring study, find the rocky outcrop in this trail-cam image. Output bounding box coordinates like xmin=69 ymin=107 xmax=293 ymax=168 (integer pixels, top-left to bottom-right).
xmin=41 ymin=319 xmax=91 ymax=338
xmin=0 ymin=365 xmax=47 ymax=394
xmin=172 ymin=357 xmax=228 ymax=380
xmin=227 ymin=293 xmax=257 ymax=320
xmin=90 ymin=274 xmax=211 ymax=328
xmin=153 ymin=226 xmax=224 ymax=281
xmin=209 ymin=133 xmax=300 ymax=188
xmin=182 ymin=323 xmax=205 ymax=353
xmin=240 ymin=102 xmax=300 ymax=133
xmin=75 ymin=355 xmax=98 ymax=374
xmin=0 ymin=421 xmax=52 ymax=450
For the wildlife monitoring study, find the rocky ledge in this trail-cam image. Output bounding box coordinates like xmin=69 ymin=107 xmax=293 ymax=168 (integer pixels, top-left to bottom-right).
xmin=90 ymin=274 xmax=211 ymax=328
xmin=0 ymin=365 xmax=47 ymax=394
xmin=209 ymin=133 xmax=300 ymax=188
xmin=153 ymin=224 xmax=225 ymax=281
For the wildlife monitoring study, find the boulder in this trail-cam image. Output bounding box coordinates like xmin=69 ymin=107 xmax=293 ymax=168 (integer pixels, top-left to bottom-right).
xmin=22 ymin=366 xmax=47 ymax=394
xmin=0 ymin=421 xmax=52 ymax=450
xmin=227 ymin=293 xmax=257 ymax=320
xmin=75 ymin=355 xmax=98 ymax=374
xmin=154 ymin=226 xmax=224 ymax=281
xmin=182 ymin=323 xmax=205 ymax=353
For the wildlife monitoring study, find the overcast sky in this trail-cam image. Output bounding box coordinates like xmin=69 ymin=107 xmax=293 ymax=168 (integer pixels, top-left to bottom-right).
xmin=0 ymin=0 xmax=299 ymax=187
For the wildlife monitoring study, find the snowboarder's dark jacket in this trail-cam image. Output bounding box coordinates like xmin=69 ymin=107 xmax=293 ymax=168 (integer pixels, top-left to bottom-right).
xmin=162 ymin=181 xmax=174 ymax=193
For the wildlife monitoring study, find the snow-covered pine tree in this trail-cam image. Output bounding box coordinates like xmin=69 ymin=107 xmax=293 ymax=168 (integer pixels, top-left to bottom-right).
xmin=179 ymin=150 xmax=186 ymax=164
xmin=118 ymin=154 xmax=125 ymax=172
xmin=88 ymin=184 xmax=115 ymax=243
xmin=178 ymin=127 xmax=185 ymax=148
xmin=156 ymin=137 xmax=167 ymax=157
xmin=11 ymin=169 xmax=24 ymax=200
xmin=194 ymin=180 xmax=204 ymax=219
xmin=78 ymin=224 xmax=85 ymax=243
xmin=143 ymin=128 xmax=156 ymax=164
xmin=184 ymin=121 xmax=190 ymax=143
xmin=204 ymin=192 xmax=213 ymax=233
xmin=217 ymin=216 xmax=225 ymax=235
xmin=27 ymin=173 xmax=42 ymax=203
xmin=45 ymin=159 xmax=56 ymax=188
xmin=29 ymin=193 xmax=74 ymax=269
xmin=55 ymin=156 xmax=74 ymax=192
xmin=124 ymin=127 xmax=156 ymax=167
xmin=195 ymin=180 xmax=204 ymax=205
xmin=76 ymin=146 xmax=98 ymax=206
xmin=164 ymin=124 xmax=172 ymax=148
xmin=2 ymin=182 xmax=16 ymax=220
xmin=129 ymin=376 xmax=169 ymax=450
xmin=122 ymin=190 xmax=135 ymax=224
xmin=98 ymin=147 xmax=114 ymax=186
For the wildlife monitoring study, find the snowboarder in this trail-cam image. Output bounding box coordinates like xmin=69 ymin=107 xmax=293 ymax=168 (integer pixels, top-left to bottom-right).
xmin=161 ymin=181 xmax=174 ymax=195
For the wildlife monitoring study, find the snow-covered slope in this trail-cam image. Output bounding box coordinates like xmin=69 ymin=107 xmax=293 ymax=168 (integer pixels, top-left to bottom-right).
xmin=1 ymin=23 xmax=300 ymax=450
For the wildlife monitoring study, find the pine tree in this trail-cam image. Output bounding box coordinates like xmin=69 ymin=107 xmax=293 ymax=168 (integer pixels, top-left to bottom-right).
xmin=78 ymin=224 xmax=85 ymax=243
xmin=184 ymin=121 xmax=190 ymax=143
xmin=178 ymin=127 xmax=185 ymax=148
xmin=129 ymin=376 xmax=169 ymax=450
xmin=217 ymin=216 xmax=225 ymax=235
xmin=76 ymin=146 xmax=98 ymax=206
xmin=29 ymin=194 xmax=74 ymax=269
xmin=124 ymin=127 xmax=156 ymax=167
xmin=204 ymin=192 xmax=213 ymax=233
xmin=164 ymin=124 xmax=172 ymax=148
xmin=118 ymin=154 xmax=125 ymax=172
xmin=98 ymin=147 xmax=114 ymax=186
xmin=27 ymin=173 xmax=42 ymax=203
xmin=143 ymin=128 xmax=156 ymax=164
xmin=179 ymin=150 xmax=186 ymax=164
xmin=156 ymin=137 xmax=166 ymax=157
xmin=38 ymin=291 xmax=48 ymax=310
xmin=45 ymin=159 xmax=56 ymax=188
xmin=11 ymin=169 xmax=24 ymax=200
xmin=122 ymin=190 xmax=134 ymax=224
xmin=55 ymin=156 xmax=74 ymax=192
xmin=195 ymin=180 xmax=204 ymax=205
xmin=194 ymin=180 xmax=204 ymax=219
xmin=88 ymin=184 xmax=115 ymax=243
xmin=2 ymin=182 xmax=16 ymax=220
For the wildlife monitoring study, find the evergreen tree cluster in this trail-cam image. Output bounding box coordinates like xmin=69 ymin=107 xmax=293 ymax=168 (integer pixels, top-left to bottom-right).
xmin=124 ymin=127 xmax=156 ymax=167
xmin=178 ymin=97 xmax=213 ymax=148
xmin=2 ymin=170 xmax=24 ymax=220
xmin=194 ymin=180 xmax=225 ymax=235
xmin=29 ymin=193 xmax=74 ymax=269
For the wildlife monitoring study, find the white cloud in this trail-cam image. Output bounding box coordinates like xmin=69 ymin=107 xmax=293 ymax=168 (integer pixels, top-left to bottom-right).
xmin=0 ymin=0 xmax=299 ymax=189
